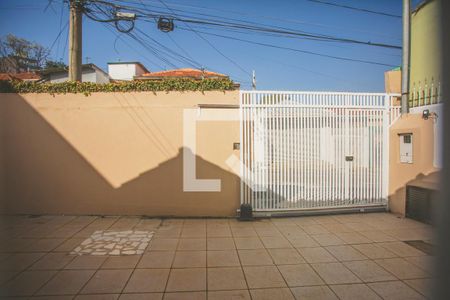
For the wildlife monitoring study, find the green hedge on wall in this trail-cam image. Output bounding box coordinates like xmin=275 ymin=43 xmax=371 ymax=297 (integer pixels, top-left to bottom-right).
xmin=0 ymin=78 xmax=236 ymax=95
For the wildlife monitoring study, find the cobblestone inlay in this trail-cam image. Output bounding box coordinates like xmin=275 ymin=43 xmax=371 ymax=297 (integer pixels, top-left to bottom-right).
xmin=71 ymin=230 xmax=154 ymax=256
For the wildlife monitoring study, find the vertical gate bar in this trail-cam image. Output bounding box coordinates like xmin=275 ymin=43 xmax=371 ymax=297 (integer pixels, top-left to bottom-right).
xmin=248 ymin=93 xmax=251 ymax=207
xmin=275 ymin=94 xmax=279 ymax=209
xmin=377 ymin=106 xmax=381 ymax=203
xmin=287 ymin=97 xmax=291 ymax=208
xmin=248 ymin=93 xmax=252 ymax=207
xmin=302 ymin=96 xmax=306 ymax=207
xmin=382 ymin=94 xmax=389 ymax=203
xmin=291 ymin=97 xmax=295 ymax=208
xmin=306 ymin=97 xmax=310 ymax=208
xmin=358 ymin=106 xmax=362 ymax=204
xmin=369 ymin=98 xmax=374 ymax=203
xmin=284 ymin=95 xmax=287 ymax=209
xmin=243 ymin=93 xmax=248 ymax=206
xmin=263 ymin=94 xmax=267 ymax=211
xmin=284 ymin=96 xmax=288 ymax=209
xmin=331 ymin=95 xmax=334 ymax=207
xmin=268 ymin=94 xmax=272 ymax=210
xmin=239 ymin=91 xmax=244 ymax=207
xmin=365 ymin=108 xmax=369 ymax=203
xmin=295 ymin=96 xmax=300 ymax=208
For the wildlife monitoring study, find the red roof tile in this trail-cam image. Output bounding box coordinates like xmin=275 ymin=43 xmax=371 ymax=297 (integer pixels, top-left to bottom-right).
xmin=139 ymin=68 xmax=227 ymax=79
xmin=0 ymin=72 xmax=41 ymax=81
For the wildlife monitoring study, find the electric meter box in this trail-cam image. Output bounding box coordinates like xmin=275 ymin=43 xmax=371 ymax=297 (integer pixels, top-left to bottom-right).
xmin=399 ymin=133 xmax=413 ymax=164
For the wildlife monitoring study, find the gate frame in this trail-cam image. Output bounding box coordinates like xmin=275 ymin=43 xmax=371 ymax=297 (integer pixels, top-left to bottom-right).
xmin=239 ymin=90 xmax=401 ymax=214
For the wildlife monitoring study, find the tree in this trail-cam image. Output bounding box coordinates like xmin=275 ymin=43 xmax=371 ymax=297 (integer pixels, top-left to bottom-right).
xmin=0 ymin=34 xmax=50 ymax=73
xmin=44 ymin=60 xmax=68 ymax=71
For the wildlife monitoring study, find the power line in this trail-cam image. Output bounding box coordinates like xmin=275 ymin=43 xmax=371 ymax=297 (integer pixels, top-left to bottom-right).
xmin=110 ymin=0 xmax=401 ymax=40
xmin=305 ymin=0 xmax=402 ymax=18
xmin=155 ymin=0 xmax=251 ymax=76
xmin=176 ymin=28 xmax=397 ymax=68
xmin=101 ymin=0 xmax=402 ymax=49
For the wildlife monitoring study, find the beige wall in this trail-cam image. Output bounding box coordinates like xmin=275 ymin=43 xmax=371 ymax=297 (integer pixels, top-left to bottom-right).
xmin=384 ymin=70 xmax=401 ymax=94
xmin=0 ymin=91 xmax=241 ymax=216
xmin=389 ymin=114 xmax=438 ymax=215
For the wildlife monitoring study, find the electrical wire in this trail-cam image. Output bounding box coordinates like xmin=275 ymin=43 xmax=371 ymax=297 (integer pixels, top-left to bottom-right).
xmin=305 ymin=0 xmax=402 ymax=18
xmin=97 ymin=0 xmax=402 ymax=50
xmin=155 ymin=0 xmax=251 ymax=76
xmin=176 ymin=27 xmax=397 ymax=68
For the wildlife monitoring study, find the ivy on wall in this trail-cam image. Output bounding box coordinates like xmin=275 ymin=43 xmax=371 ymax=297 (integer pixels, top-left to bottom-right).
xmin=0 ymin=78 xmax=236 ymax=95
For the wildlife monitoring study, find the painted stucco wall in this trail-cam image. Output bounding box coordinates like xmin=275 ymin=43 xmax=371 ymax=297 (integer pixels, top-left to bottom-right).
xmin=0 ymin=91 xmax=240 ymax=216
xmin=389 ymin=113 xmax=438 ymax=215
xmin=410 ymin=0 xmax=442 ymax=92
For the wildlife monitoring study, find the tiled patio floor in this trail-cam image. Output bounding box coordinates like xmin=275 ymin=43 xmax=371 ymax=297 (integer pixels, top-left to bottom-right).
xmin=0 ymin=213 xmax=434 ymax=299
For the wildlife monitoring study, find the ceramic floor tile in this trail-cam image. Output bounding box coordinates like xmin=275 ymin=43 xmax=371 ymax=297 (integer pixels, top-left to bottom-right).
xmin=238 ymin=249 xmax=273 ymax=266
xmin=325 ymin=245 xmax=367 ymax=261
xmin=368 ymin=281 xmax=426 ymax=300
xmin=234 ymin=237 xmax=264 ymax=249
xmin=278 ymin=264 xmax=324 ymax=287
xmin=123 ymin=269 xmax=170 ymax=293
xmin=344 ymin=260 xmax=396 ymax=282
xmin=297 ymin=247 xmax=337 ymax=263
xmin=374 ymin=258 xmax=429 ymax=280
xmin=206 ymin=238 xmax=235 ymax=250
xmin=37 ymin=270 xmax=95 ymax=295
xmin=268 ymin=248 xmax=305 ymax=265
xmin=137 ymin=251 xmax=175 ymax=269
xmin=290 ymin=286 xmax=338 ymax=300
xmin=311 ymin=262 xmax=361 ymax=285
xmin=177 ymin=239 xmax=206 ymax=251
xmin=250 ymin=288 xmax=295 ymax=300
xmin=172 ymin=251 xmax=206 ymax=268
xmin=207 ymin=267 xmax=247 ymax=290
xmin=330 ymin=284 xmax=382 ymax=300
xmin=0 ymin=270 xmax=56 ymax=297
xmin=207 ymin=250 xmax=240 ymax=267
xmin=165 ymin=268 xmax=206 ymax=292
xmin=243 ymin=266 xmax=286 ymax=289
xmin=81 ymin=269 xmax=133 ymax=294
xmin=208 ymin=290 xmax=251 ymax=300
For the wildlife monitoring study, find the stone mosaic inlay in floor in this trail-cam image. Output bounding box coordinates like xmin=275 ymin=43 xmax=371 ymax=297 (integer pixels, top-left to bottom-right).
xmin=72 ymin=230 xmax=154 ymax=255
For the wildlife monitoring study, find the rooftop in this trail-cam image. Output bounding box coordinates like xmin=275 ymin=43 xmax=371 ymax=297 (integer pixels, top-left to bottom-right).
xmin=137 ymin=68 xmax=228 ymax=80
xmin=0 ymin=72 xmax=41 ymax=81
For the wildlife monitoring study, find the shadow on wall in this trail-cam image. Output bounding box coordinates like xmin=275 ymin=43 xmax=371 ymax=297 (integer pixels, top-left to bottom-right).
xmin=1 ymin=94 xmax=240 ymax=217
xmin=390 ymin=171 xmax=441 ymax=218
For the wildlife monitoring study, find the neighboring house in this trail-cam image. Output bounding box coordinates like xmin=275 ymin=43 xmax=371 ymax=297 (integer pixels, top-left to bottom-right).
xmin=0 ymin=72 xmax=41 ymax=82
xmin=134 ymin=68 xmax=228 ymax=80
xmin=42 ymin=64 xmax=110 ymax=83
xmin=107 ymin=62 xmax=149 ymax=81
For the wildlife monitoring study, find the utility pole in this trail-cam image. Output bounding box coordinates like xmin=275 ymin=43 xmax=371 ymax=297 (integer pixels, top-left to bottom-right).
xmin=252 ymin=70 xmax=256 ymax=90
xmin=401 ymin=0 xmax=411 ymax=114
xmin=69 ymin=0 xmax=83 ymax=81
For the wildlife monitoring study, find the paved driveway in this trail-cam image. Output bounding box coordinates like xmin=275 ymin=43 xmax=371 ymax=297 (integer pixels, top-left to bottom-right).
xmin=0 ymin=213 xmax=433 ymax=299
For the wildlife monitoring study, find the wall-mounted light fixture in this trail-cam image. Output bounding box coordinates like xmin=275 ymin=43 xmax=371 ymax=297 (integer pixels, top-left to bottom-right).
xmin=422 ymin=109 xmax=438 ymax=120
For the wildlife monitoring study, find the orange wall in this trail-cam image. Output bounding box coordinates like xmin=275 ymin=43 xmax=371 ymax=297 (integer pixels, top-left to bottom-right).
xmin=389 ymin=114 xmax=438 ymax=215
xmin=0 ymin=91 xmax=241 ymax=216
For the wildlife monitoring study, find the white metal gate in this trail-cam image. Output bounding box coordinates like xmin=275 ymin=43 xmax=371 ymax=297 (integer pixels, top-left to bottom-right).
xmin=240 ymin=91 xmax=400 ymax=212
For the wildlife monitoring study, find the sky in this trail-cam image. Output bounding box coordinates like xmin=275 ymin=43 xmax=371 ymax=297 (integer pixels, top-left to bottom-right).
xmin=0 ymin=0 xmax=410 ymax=91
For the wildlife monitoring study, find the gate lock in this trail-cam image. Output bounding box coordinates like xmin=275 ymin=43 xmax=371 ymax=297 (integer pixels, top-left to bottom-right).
xmin=345 ymin=156 xmax=354 ymax=162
